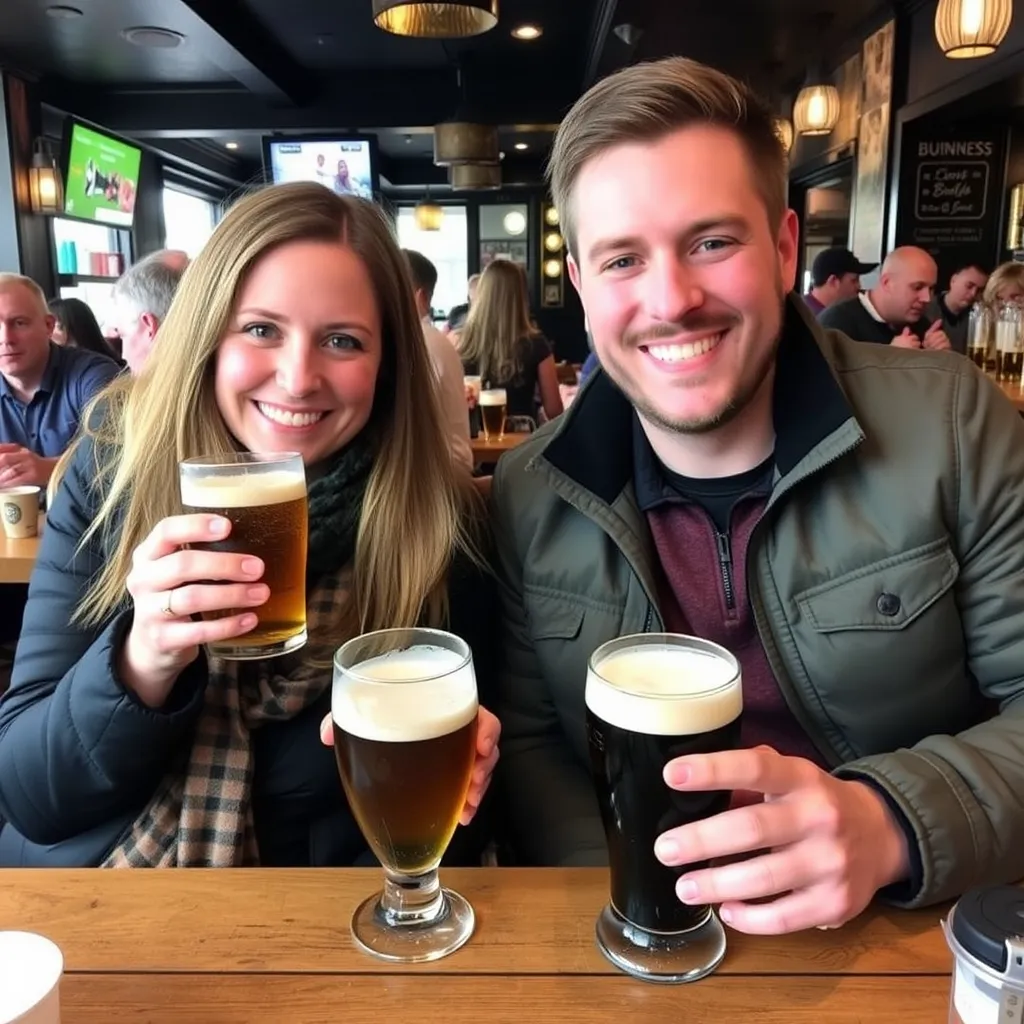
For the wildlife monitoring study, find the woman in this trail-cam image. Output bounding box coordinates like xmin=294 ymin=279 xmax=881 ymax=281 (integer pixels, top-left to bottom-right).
xmin=333 ymin=159 xmax=356 ymax=196
xmin=0 ymin=182 xmax=499 ymax=867
xmin=458 ymin=260 xmax=563 ymax=423
xmin=48 ymin=296 xmax=120 ymax=363
xmin=984 ymin=262 xmax=1024 ymax=305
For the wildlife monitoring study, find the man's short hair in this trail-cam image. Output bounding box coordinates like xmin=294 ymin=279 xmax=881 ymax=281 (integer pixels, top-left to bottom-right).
xmin=548 ymin=56 xmax=788 ymax=259
xmin=953 ymin=262 xmax=989 ymax=276
xmin=0 ymin=273 xmax=48 ymax=316
xmin=403 ymin=249 xmax=438 ymax=302
xmin=112 ymin=257 xmax=184 ymax=322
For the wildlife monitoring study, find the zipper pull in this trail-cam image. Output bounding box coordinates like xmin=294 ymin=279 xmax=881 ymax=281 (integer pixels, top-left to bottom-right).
xmin=716 ymin=531 xmax=732 ymax=569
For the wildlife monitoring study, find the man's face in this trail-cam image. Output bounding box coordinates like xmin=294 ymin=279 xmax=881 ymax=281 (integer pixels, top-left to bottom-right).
xmin=835 ymin=272 xmax=862 ymax=302
xmin=567 ymin=124 xmax=797 ymax=436
xmin=0 ymin=284 xmax=54 ymax=382
xmin=111 ymin=299 xmax=156 ymax=374
xmin=879 ymin=255 xmax=937 ymax=324
xmin=948 ymin=267 xmax=988 ymax=311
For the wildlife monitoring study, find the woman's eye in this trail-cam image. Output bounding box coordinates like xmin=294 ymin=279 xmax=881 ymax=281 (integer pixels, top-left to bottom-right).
xmin=325 ymin=334 xmax=362 ymax=351
xmin=243 ymin=323 xmax=276 ymax=340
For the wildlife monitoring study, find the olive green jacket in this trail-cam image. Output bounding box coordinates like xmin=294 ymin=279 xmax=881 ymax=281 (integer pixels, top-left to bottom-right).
xmin=490 ymin=298 xmax=1024 ymax=907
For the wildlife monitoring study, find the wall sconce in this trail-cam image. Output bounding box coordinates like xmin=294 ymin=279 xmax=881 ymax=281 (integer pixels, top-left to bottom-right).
xmin=774 ymin=117 xmax=795 ymax=154
xmin=935 ymin=0 xmax=1012 ymax=58
xmin=29 ymin=138 xmax=63 ymax=215
xmin=414 ymin=199 xmax=444 ymax=231
xmin=544 ymin=205 xmax=560 ymax=226
xmin=793 ymin=84 xmax=841 ymax=136
xmin=544 ymin=231 xmax=564 ymax=252
xmin=540 ymin=200 xmax=564 ymax=308
xmin=503 ymin=210 xmax=527 ymax=236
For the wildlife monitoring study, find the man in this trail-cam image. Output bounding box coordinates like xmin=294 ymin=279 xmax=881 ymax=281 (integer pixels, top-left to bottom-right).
xmin=0 ymin=273 xmax=119 ymax=488
xmin=445 ymin=273 xmax=481 ymax=334
xmin=109 ymin=253 xmax=186 ymax=373
xmin=403 ymin=250 xmax=473 ymax=471
xmin=924 ymin=262 xmax=988 ymax=355
xmin=819 ymin=247 xmax=951 ymax=349
xmin=490 ymin=56 xmax=1024 ymax=933
xmin=803 ymin=247 xmax=877 ymax=316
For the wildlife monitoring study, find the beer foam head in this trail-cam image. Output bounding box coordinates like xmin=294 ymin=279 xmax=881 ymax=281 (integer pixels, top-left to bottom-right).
xmin=586 ymin=643 xmax=741 ymax=736
xmin=180 ymin=469 xmax=306 ymax=509
xmin=333 ymin=644 xmax=478 ymax=743
xmin=479 ymin=389 xmax=507 ymax=406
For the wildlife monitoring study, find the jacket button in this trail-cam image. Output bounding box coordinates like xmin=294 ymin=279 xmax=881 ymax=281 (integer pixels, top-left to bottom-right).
xmin=876 ymin=592 xmax=901 ymax=617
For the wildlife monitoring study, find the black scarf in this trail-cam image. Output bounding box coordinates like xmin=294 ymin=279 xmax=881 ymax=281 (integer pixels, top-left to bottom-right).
xmin=305 ymin=434 xmax=374 ymax=582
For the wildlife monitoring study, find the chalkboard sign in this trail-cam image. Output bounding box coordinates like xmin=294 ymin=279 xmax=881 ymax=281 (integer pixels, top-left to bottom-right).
xmin=895 ymin=123 xmax=1007 ymax=283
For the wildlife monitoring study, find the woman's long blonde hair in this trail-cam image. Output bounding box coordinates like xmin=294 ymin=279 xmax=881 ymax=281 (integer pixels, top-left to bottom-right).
xmin=457 ymin=259 xmax=537 ymax=386
xmin=984 ymin=262 xmax=1024 ymax=304
xmin=58 ymin=182 xmax=480 ymax=634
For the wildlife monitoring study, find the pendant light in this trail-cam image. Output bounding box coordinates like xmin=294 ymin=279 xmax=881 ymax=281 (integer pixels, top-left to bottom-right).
xmin=372 ymin=0 xmax=498 ymax=39
xmin=793 ymin=84 xmax=841 ymax=137
xmin=935 ymin=0 xmax=1012 ymax=59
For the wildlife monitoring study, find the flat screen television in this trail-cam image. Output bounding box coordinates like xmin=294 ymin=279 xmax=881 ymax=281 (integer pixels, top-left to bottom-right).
xmin=263 ymin=135 xmax=379 ymax=200
xmin=62 ymin=120 xmax=142 ymax=228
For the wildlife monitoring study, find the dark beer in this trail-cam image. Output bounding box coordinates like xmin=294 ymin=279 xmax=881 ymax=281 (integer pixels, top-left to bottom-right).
xmin=586 ymin=639 xmax=742 ymax=934
xmin=966 ymin=340 xmax=986 ymax=369
xmin=995 ymin=316 xmax=1023 ymax=383
xmin=332 ymin=645 xmax=478 ymax=875
xmin=479 ymin=388 xmax=507 ymax=441
xmin=181 ymin=466 xmax=308 ymax=658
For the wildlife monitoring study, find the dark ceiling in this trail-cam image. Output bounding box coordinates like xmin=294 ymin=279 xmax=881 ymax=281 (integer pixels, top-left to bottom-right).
xmin=0 ymin=0 xmax=904 ymax=190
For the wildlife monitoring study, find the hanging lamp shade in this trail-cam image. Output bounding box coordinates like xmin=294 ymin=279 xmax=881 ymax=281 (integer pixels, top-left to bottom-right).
xmin=372 ymin=0 xmax=498 ymax=38
xmin=449 ymin=163 xmax=501 ymax=190
xmin=773 ymin=117 xmax=794 ymax=153
xmin=433 ymin=122 xmax=499 ymax=165
xmin=793 ymin=85 xmax=840 ymax=136
xmin=935 ymin=0 xmax=1012 ymax=58
xmin=414 ymin=200 xmax=444 ymax=231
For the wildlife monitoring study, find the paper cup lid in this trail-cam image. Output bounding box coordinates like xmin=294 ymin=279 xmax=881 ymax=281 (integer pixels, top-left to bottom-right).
xmin=0 ymin=932 xmax=63 ymax=1023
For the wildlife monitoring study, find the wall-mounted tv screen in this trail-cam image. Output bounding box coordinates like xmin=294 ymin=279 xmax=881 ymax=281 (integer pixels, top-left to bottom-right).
xmin=263 ymin=136 xmax=378 ymax=200
xmin=62 ymin=120 xmax=142 ymax=228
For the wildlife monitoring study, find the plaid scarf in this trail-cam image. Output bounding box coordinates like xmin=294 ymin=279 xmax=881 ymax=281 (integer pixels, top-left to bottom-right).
xmin=102 ymin=570 xmax=351 ymax=867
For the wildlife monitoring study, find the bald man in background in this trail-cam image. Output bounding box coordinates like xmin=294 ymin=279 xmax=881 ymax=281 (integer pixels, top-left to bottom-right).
xmin=819 ymin=246 xmax=951 ymax=350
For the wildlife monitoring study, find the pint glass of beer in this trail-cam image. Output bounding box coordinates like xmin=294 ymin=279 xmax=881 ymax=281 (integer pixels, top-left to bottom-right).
xmin=179 ymin=452 xmax=308 ymax=660
xmin=478 ymin=388 xmax=507 ymax=441
xmin=333 ymin=627 xmax=479 ymax=962
xmin=586 ymin=633 xmax=742 ymax=983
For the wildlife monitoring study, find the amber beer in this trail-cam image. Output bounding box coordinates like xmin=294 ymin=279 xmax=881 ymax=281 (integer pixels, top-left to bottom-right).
xmin=586 ymin=634 xmax=742 ymax=984
xmin=180 ymin=453 xmax=307 ymax=659
xmin=333 ymin=644 xmax=478 ymax=875
xmin=479 ymin=388 xmax=507 ymax=441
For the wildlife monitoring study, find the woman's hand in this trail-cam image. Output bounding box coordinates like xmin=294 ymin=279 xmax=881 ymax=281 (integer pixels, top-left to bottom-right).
xmin=320 ymin=705 xmax=501 ymax=826
xmin=120 ymin=514 xmax=269 ymax=707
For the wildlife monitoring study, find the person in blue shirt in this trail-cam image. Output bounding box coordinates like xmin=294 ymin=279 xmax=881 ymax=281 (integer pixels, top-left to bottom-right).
xmin=0 ymin=273 xmax=119 ymax=489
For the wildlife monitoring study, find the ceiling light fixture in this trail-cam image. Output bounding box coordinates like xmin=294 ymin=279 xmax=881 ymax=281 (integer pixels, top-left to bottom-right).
xmin=372 ymin=0 xmax=497 ymax=38
xmin=414 ymin=199 xmax=445 ymax=231
xmin=512 ymin=24 xmax=543 ymax=40
xmin=935 ymin=0 xmax=1012 ymax=58
xmin=449 ymin=163 xmax=501 ymax=190
xmin=45 ymin=5 xmax=83 ymax=18
xmin=793 ymin=84 xmax=840 ymax=136
xmin=514 ymin=142 xmax=528 ymax=151
xmin=434 ymin=122 xmax=499 ymax=166
xmin=121 ymin=26 xmax=185 ymax=48
xmin=503 ymin=211 xmax=527 ymax=235
xmin=225 ymin=142 xmax=239 ymax=150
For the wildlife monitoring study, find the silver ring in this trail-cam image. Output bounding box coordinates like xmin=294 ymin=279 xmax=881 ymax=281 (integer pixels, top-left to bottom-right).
xmin=161 ymin=590 xmax=175 ymax=618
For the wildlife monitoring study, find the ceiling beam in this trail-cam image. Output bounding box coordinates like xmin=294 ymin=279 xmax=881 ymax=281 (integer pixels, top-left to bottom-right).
xmin=178 ymin=0 xmax=317 ymax=104
xmin=582 ymin=0 xmax=619 ymax=90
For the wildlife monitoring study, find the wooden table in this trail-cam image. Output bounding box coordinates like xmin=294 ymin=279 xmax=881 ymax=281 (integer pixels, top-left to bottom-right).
xmin=996 ymin=377 xmax=1024 ymax=412
xmin=471 ymin=431 xmax=532 ymax=462
xmin=0 ymin=869 xmax=953 ymax=1022
xmin=0 ymin=518 xmax=41 ymax=584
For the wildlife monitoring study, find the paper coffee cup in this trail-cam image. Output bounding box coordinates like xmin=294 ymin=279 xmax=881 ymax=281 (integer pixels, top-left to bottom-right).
xmin=0 ymin=487 xmax=40 ymax=539
xmin=0 ymin=932 xmax=62 ymax=1023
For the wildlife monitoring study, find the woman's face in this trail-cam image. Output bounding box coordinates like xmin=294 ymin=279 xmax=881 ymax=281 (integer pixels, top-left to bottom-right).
xmin=997 ymin=284 xmax=1024 ymax=304
xmin=51 ymin=319 xmax=68 ymax=345
xmin=337 ymin=160 xmax=348 ymax=176
xmin=214 ymin=239 xmax=383 ymax=468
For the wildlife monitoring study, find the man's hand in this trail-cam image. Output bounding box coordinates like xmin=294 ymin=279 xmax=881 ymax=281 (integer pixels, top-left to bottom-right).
xmin=922 ymin=319 xmax=952 ymax=351
xmin=0 ymin=446 xmax=53 ymax=487
xmin=654 ymin=746 xmax=910 ymax=934
xmin=890 ymin=327 xmax=921 ymax=349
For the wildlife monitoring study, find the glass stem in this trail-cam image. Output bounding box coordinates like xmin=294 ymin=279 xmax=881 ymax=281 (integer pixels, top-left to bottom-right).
xmin=378 ymin=867 xmax=448 ymax=929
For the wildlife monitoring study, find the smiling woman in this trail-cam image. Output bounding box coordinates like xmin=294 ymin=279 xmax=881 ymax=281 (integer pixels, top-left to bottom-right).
xmin=0 ymin=182 xmax=502 ymax=870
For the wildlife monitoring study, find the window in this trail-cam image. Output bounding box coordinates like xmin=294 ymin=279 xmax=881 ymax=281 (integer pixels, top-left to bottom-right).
xmin=395 ymin=206 xmax=469 ymax=318
xmin=162 ymin=187 xmax=216 ymax=258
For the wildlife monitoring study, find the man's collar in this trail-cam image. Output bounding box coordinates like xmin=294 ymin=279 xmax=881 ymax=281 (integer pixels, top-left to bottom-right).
xmin=860 ymin=291 xmax=887 ymax=323
xmin=541 ymin=296 xmax=855 ymax=505
xmin=0 ymin=342 xmax=58 ymax=402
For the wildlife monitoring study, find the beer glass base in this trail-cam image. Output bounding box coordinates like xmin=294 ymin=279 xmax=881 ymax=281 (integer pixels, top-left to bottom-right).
xmin=595 ymin=903 xmax=726 ymax=984
xmin=206 ymin=628 xmax=308 ymax=661
xmin=350 ymin=887 xmax=475 ymax=963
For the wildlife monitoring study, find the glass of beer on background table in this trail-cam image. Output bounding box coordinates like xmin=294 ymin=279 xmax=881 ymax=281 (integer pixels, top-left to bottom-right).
xmin=586 ymin=633 xmax=743 ymax=984
xmin=332 ymin=627 xmax=479 ymax=962
xmin=179 ymin=452 xmax=307 ymax=660
xmin=478 ymin=387 xmax=507 ymax=441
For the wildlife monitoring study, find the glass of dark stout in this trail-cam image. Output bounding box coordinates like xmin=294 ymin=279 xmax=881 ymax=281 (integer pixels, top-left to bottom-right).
xmin=332 ymin=628 xmax=479 ymax=962
xmin=586 ymin=633 xmax=743 ymax=984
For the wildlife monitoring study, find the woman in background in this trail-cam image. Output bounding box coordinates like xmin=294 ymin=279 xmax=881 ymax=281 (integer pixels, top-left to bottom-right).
xmin=48 ymin=297 xmax=120 ymax=363
xmin=984 ymin=262 xmax=1024 ymax=306
xmin=458 ymin=260 xmax=563 ymax=424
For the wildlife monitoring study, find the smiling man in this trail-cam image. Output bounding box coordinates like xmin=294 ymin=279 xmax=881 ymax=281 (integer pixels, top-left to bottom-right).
xmin=490 ymin=58 xmax=1024 ymax=934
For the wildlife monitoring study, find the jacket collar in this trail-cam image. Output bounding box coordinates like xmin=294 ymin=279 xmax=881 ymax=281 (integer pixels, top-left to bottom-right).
xmin=539 ymin=295 xmax=857 ymax=506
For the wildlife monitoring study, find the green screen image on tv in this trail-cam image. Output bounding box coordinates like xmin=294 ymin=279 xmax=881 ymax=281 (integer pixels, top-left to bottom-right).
xmin=63 ymin=122 xmax=141 ymax=227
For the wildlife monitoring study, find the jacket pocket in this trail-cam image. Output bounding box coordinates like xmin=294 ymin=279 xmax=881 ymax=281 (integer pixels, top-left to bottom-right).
xmin=796 ymin=538 xmax=959 ymax=634
xmin=524 ymin=591 xmax=585 ymax=642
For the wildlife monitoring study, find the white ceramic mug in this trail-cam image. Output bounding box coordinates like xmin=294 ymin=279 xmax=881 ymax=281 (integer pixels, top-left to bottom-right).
xmin=0 ymin=932 xmax=63 ymax=1024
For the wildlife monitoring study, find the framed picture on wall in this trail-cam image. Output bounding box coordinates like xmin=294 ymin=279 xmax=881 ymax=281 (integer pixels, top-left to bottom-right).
xmin=480 ymin=240 xmax=528 ymax=268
